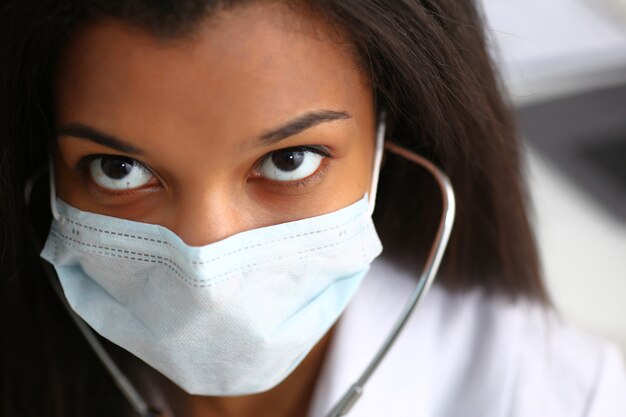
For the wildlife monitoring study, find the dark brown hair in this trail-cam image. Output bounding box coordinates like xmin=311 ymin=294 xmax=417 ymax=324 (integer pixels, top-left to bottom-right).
xmin=0 ymin=0 xmax=547 ymax=415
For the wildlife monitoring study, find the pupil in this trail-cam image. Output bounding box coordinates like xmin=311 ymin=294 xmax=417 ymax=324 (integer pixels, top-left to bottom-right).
xmin=101 ymin=158 xmax=133 ymax=179
xmin=272 ymin=150 xmax=304 ymax=171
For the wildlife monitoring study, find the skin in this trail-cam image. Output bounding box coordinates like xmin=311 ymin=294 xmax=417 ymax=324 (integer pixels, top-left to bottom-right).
xmin=54 ymin=2 xmax=376 ymax=416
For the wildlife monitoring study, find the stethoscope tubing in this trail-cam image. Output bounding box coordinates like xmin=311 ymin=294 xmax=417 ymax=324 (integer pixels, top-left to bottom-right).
xmin=324 ymin=141 xmax=456 ymax=417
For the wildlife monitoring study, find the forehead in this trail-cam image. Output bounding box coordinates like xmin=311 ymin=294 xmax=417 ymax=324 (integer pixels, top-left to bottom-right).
xmin=54 ymin=2 xmax=371 ymax=150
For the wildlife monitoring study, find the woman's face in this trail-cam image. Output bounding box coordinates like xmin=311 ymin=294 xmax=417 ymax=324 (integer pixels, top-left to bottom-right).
xmin=54 ymin=2 xmax=375 ymax=246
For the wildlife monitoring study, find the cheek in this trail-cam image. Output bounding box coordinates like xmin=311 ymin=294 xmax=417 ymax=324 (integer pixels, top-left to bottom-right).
xmin=356 ymin=146 xmax=376 ymax=196
xmin=333 ymin=141 xmax=374 ymax=204
xmin=54 ymin=153 xmax=83 ymax=204
xmin=53 ymin=140 xmax=101 ymax=206
xmin=348 ymin=121 xmax=377 ymax=197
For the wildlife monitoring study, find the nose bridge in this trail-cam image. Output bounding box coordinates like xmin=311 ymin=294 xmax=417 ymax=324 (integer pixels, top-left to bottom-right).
xmin=170 ymin=185 xmax=250 ymax=247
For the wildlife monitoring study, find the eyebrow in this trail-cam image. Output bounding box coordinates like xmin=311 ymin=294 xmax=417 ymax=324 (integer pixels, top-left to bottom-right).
xmin=259 ymin=110 xmax=351 ymax=144
xmin=57 ymin=124 xmax=144 ymax=154
xmin=56 ymin=109 xmax=351 ymax=152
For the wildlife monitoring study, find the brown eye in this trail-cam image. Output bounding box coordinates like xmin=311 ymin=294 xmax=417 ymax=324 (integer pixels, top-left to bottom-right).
xmin=89 ymin=156 xmax=153 ymax=190
xmin=259 ymin=148 xmax=323 ymax=181
xmin=271 ymin=149 xmax=305 ymax=171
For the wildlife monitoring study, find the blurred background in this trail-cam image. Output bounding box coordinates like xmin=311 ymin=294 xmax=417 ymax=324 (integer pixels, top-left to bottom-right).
xmin=480 ymin=0 xmax=626 ymax=356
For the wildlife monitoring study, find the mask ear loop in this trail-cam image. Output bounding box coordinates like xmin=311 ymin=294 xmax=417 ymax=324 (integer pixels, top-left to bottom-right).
xmin=325 ymin=141 xmax=456 ymax=417
xmin=48 ymin=155 xmax=61 ymax=221
xmin=25 ymin=164 xmax=162 ymax=417
xmin=367 ymin=110 xmax=387 ymax=217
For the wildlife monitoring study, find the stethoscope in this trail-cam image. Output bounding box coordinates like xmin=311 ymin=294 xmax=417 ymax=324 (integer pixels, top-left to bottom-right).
xmin=25 ymin=112 xmax=455 ymax=417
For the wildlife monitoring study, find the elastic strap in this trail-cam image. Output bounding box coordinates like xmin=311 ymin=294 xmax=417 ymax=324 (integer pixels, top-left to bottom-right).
xmin=48 ymin=156 xmax=61 ymax=221
xmin=367 ymin=110 xmax=386 ymax=216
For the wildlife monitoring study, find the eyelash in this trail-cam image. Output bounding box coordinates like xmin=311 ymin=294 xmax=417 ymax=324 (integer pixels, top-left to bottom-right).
xmin=252 ymin=145 xmax=332 ymax=187
xmin=73 ymin=154 xmax=157 ymax=197
xmin=265 ymin=158 xmax=331 ymax=189
xmin=73 ymin=145 xmax=333 ymax=191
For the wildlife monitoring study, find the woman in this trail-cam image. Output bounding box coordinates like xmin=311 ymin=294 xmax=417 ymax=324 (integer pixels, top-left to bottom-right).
xmin=1 ymin=0 xmax=624 ymax=416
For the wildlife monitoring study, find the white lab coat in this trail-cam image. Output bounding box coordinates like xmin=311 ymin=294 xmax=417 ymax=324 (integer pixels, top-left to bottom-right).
xmin=307 ymin=256 xmax=626 ymax=417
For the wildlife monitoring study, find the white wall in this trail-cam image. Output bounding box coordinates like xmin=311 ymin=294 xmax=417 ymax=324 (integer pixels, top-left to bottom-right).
xmin=480 ymin=0 xmax=626 ymax=355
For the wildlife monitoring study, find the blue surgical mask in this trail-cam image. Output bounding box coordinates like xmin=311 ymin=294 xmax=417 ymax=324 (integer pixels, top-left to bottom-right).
xmin=40 ymin=119 xmax=386 ymax=396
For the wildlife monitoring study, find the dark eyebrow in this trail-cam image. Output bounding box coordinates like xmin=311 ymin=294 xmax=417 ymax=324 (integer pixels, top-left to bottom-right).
xmin=56 ymin=124 xmax=144 ymax=154
xmin=259 ymin=110 xmax=351 ymax=144
xmin=56 ymin=109 xmax=350 ymax=153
